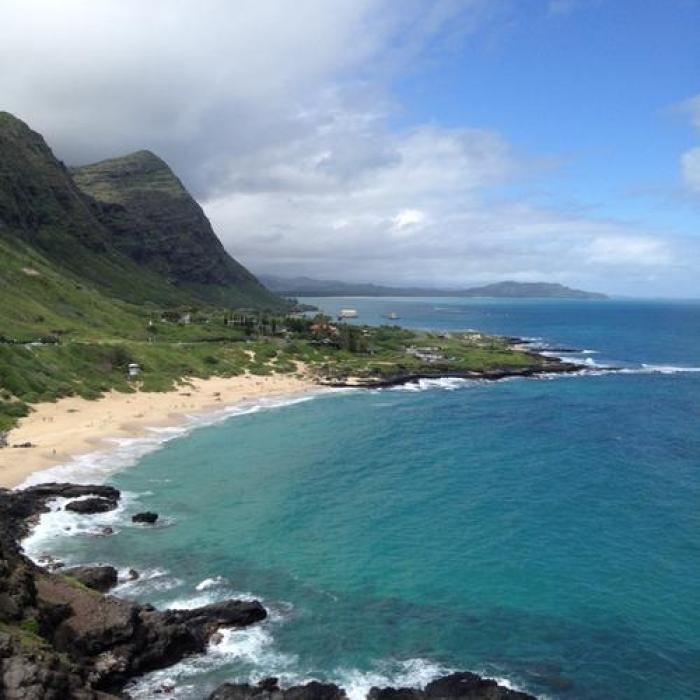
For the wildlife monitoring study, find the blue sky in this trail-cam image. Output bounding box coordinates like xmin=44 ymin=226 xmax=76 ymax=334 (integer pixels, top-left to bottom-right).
xmin=1 ymin=0 xmax=698 ymax=296
xmin=393 ymin=0 xmax=700 ymax=234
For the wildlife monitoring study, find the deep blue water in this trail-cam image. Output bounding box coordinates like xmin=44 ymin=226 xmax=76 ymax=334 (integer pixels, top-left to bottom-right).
xmin=26 ymin=298 xmax=700 ymax=699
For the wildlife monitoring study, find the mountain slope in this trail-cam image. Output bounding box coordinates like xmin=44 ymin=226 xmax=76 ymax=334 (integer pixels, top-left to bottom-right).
xmin=71 ymin=150 xmax=282 ymax=308
xmin=0 ymin=112 xmax=194 ymax=307
xmin=0 ymin=111 xmax=284 ymax=310
xmin=259 ymin=275 xmax=608 ymax=299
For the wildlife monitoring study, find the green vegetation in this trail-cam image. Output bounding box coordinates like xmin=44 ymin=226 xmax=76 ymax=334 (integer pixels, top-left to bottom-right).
xmin=0 ymin=308 xmax=547 ymax=431
xmin=19 ymin=616 xmax=40 ymax=636
xmin=62 ymin=575 xmax=96 ymax=594
xmin=0 ymin=620 xmax=48 ymax=650
xmin=0 ymin=111 xmax=555 ymax=435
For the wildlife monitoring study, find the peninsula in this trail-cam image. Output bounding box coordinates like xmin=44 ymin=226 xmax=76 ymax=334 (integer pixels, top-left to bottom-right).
xmin=0 ymin=112 xmax=576 ymax=697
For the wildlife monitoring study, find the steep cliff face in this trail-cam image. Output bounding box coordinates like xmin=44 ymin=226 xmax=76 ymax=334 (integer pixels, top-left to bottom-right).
xmin=0 ymin=112 xmax=191 ymax=306
xmin=0 ymin=112 xmax=284 ymax=310
xmin=71 ymin=150 xmax=283 ymax=308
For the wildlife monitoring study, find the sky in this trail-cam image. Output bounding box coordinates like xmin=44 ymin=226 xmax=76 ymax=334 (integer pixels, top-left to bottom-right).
xmin=1 ymin=0 xmax=699 ymax=297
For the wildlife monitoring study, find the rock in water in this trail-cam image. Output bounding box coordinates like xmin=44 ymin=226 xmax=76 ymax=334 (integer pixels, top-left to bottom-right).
xmin=65 ymin=497 xmax=118 ymax=514
xmin=208 ymin=675 xmax=535 ymax=700
xmin=62 ymin=566 xmax=118 ymax=592
xmin=0 ymin=483 xmax=268 ymax=698
xmin=131 ymin=511 xmax=158 ymax=524
xmin=368 ymin=672 xmax=536 ymax=700
xmin=209 ymin=678 xmax=346 ymax=700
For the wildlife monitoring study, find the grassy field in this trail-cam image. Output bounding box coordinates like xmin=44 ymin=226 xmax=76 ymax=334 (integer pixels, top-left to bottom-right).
xmin=0 ymin=307 xmax=547 ymax=433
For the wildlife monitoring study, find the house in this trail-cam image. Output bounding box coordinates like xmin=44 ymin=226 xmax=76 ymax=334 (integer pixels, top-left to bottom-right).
xmin=178 ymin=313 xmax=192 ymax=325
xmin=128 ymin=363 xmax=141 ymax=378
xmin=406 ymin=346 xmax=445 ymax=364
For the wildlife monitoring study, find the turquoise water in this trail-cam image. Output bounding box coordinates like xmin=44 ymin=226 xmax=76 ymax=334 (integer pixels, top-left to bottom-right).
xmin=26 ymin=298 xmax=700 ymax=699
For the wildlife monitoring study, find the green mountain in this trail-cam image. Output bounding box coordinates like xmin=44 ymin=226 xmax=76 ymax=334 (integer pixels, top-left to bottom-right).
xmin=0 ymin=112 xmax=283 ymax=313
xmin=260 ymin=275 xmax=608 ymax=300
xmin=71 ymin=150 xmax=278 ymax=307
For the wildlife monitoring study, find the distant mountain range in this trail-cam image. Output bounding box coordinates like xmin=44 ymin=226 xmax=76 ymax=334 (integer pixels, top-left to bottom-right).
xmin=259 ymin=275 xmax=609 ymax=300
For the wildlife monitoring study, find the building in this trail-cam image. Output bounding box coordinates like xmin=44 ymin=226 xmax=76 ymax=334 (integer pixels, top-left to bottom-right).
xmin=406 ymin=346 xmax=444 ymax=364
xmin=128 ymin=363 xmax=141 ymax=378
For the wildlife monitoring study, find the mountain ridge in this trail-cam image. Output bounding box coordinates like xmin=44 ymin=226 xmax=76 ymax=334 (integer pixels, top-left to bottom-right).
xmin=0 ymin=111 xmax=284 ymax=310
xmin=71 ymin=149 xmax=278 ymax=307
xmin=259 ymin=275 xmax=609 ymax=299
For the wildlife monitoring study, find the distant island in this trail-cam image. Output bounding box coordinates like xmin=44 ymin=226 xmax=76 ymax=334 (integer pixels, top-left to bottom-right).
xmin=259 ymin=275 xmax=609 ymax=300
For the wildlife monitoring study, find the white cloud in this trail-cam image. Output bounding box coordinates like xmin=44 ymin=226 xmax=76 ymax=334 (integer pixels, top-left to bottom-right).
xmin=0 ymin=0 xmax=694 ymax=297
xmin=392 ymin=209 xmax=427 ymax=232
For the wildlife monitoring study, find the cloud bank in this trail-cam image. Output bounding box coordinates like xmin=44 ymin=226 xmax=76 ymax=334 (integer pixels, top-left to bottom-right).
xmin=0 ymin=0 xmax=696 ymax=296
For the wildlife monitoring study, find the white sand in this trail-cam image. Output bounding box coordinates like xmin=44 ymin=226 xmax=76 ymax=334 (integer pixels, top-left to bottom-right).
xmin=0 ymin=372 xmax=315 ymax=488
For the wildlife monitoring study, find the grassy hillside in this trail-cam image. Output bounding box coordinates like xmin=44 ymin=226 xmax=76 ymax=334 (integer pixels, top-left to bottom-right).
xmin=0 ymin=112 xmax=566 ymax=436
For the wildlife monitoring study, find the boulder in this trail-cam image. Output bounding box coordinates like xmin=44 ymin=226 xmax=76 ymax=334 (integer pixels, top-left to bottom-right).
xmin=367 ymin=673 xmax=536 ymax=700
xmin=63 ymin=565 xmax=118 ymax=592
xmin=65 ymin=497 xmax=118 ymax=514
xmin=209 ymin=679 xmax=346 ymax=700
xmin=131 ymin=511 xmax=158 ymax=524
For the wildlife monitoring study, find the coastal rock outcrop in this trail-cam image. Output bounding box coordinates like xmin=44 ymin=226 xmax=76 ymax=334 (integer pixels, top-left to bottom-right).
xmin=208 ymin=674 xmax=536 ymax=700
xmin=65 ymin=497 xmax=118 ymax=514
xmin=209 ymin=678 xmax=347 ymax=700
xmin=368 ymin=672 xmax=535 ymax=700
xmin=62 ymin=565 xmax=118 ymax=592
xmin=0 ymin=483 xmax=267 ymax=698
xmin=132 ymin=511 xmax=158 ymax=524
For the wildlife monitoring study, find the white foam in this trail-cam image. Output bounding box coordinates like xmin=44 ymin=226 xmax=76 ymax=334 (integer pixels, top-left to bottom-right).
xmin=639 ymin=363 xmax=700 ymax=374
xmin=22 ymin=490 xmax=140 ymax=563
xmin=113 ymin=567 xmax=183 ymax=595
xmin=196 ymin=575 xmax=227 ymax=591
xmin=389 ymin=377 xmax=473 ymax=393
xmin=125 ymin=622 xmax=297 ymax=698
xmin=211 ymin=625 xmax=297 ymax=668
xmin=334 ymin=658 xmax=451 ymax=700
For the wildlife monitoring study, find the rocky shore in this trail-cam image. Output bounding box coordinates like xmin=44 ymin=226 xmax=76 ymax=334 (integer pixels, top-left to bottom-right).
xmin=319 ymin=357 xmax=583 ymax=389
xmin=0 ymin=482 xmax=536 ymax=699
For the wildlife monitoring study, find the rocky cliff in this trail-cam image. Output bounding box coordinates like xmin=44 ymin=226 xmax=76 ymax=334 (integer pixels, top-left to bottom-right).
xmin=0 ymin=111 xmax=284 ymax=310
xmin=0 ymin=483 xmax=266 ymax=698
xmin=72 ymin=150 xmax=282 ymax=308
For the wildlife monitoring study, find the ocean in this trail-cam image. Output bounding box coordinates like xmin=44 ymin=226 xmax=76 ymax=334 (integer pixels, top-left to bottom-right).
xmin=23 ymin=297 xmax=700 ymax=699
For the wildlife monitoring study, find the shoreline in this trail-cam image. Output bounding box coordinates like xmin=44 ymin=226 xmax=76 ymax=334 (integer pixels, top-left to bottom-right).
xmin=0 ymin=371 xmax=317 ymax=489
xmin=0 ymin=343 xmax=585 ymax=490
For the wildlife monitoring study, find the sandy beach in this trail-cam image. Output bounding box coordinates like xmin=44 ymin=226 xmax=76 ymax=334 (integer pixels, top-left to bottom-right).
xmin=0 ymin=371 xmax=316 ymax=489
